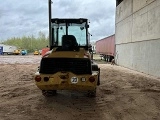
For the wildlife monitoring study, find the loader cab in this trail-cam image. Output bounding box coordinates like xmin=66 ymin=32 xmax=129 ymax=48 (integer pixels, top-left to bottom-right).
xmin=50 ymin=18 xmax=89 ymax=51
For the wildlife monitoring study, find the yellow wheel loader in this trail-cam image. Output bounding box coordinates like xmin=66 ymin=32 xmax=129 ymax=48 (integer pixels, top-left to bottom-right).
xmin=34 ymin=49 xmax=39 ymax=55
xmin=14 ymin=49 xmax=21 ymax=55
xmin=34 ymin=0 xmax=100 ymax=97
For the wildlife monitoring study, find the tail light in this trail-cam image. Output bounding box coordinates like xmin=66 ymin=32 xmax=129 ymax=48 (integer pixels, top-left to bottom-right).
xmin=44 ymin=77 xmax=49 ymax=82
xmin=35 ymin=76 xmax=41 ymax=82
xmin=89 ymin=77 xmax=95 ymax=83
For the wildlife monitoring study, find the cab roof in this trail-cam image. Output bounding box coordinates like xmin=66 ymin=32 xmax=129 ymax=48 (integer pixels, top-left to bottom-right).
xmin=51 ymin=18 xmax=88 ymax=24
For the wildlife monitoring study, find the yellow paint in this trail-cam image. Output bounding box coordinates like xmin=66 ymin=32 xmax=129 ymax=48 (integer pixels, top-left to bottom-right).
xmin=47 ymin=48 xmax=91 ymax=58
xmin=35 ymin=71 xmax=98 ymax=91
xmin=34 ymin=47 xmax=98 ymax=91
xmin=14 ymin=49 xmax=21 ymax=55
xmin=34 ymin=50 xmax=39 ymax=55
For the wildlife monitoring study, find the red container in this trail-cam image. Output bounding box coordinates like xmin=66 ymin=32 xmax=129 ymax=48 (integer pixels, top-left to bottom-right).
xmin=96 ymin=34 xmax=115 ymax=56
xmin=41 ymin=48 xmax=50 ymax=57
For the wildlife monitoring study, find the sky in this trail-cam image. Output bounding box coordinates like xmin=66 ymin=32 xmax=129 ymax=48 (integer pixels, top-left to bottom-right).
xmin=0 ymin=0 xmax=116 ymax=42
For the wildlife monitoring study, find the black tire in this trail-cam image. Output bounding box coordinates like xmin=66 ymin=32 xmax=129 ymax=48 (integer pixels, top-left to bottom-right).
xmin=92 ymin=65 xmax=100 ymax=86
xmin=107 ymin=55 xmax=110 ymax=62
xmin=87 ymin=89 xmax=96 ymax=97
xmin=92 ymin=64 xmax=99 ymax=71
xmin=107 ymin=56 xmax=110 ymax=62
xmin=4 ymin=52 xmax=7 ymax=55
xmin=97 ymin=68 xmax=100 ymax=86
xmin=42 ymin=90 xmax=57 ymax=97
xmin=104 ymin=55 xmax=107 ymax=61
xmin=109 ymin=56 xmax=114 ymax=62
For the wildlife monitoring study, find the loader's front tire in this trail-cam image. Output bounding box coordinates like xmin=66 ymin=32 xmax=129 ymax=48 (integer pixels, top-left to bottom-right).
xmin=42 ymin=90 xmax=57 ymax=97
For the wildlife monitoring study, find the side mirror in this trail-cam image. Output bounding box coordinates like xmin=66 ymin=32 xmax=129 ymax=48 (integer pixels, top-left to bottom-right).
xmin=88 ymin=44 xmax=92 ymax=52
xmin=89 ymin=48 xmax=92 ymax=52
xmin=85 ymin=24 xmax=89 ymax=28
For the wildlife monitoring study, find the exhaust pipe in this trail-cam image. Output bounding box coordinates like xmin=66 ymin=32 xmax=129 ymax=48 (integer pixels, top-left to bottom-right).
xmin=48 ymin=0 xmax=52 ymax=50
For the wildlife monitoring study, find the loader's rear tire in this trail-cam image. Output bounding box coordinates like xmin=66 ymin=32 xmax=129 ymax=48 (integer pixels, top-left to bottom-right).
xmin=42 ymin=90 xmax=57 ymax=97
xmin=97 ymin=68 xmax=100 ymax=86
xmin=92 ymin=65 xmax=100 ymax=86
xmin=92 ymin=64 xmax=98 ymax=71
xmin=87 ymin=89 xmax=96 ymax=97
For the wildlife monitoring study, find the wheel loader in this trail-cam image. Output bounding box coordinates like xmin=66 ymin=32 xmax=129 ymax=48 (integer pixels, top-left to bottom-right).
xmin=34 ymin=0 xmax=100 ymax=97
xmin=14 ymin=49 xmax=21 ymax=55
xmin=34 ymin=49 xmax=39 ymax=55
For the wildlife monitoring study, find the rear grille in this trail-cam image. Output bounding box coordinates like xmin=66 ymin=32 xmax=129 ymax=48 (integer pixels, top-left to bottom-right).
xmin=39 ymin=58 xmax=92 ymax=75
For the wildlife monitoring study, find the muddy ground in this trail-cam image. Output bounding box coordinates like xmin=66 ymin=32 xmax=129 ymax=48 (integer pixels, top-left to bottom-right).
xmin=0 ymin=55 xmax=160 ymax=120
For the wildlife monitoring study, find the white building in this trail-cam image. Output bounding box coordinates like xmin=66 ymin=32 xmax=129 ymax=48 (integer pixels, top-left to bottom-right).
xmin=115 ymin=0 xmax=160 ymax=77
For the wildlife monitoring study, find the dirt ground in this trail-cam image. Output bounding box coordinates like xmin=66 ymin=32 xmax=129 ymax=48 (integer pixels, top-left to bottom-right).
xmin=0 ymin=55 xmax=160 ymax=120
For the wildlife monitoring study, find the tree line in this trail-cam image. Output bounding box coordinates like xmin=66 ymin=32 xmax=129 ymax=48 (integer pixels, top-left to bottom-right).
xmin=1 ymin=32 xmax=49 ymax=52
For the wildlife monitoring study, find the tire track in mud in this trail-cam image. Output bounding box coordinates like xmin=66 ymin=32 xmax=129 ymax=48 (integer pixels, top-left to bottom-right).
xmin=69 ymin=97 xmax=104 ymax=120
xmin=0 ymin=64 xmax=38 ymax=105
xmin=53 ymin=89 xmax=118 ymax=120
xmin=1 ymin=58 xmax=160 ymax=120
xmin=0 ymin=55 xmax=41 ymax=64
xmin=96 ymin=64 xmax=160 ymax=120
xmin=41 ymin=91 xmax=106 ymax=120
xmin=0 ymin=83 xmax=37 ymax=100
xmin=0 ymin=91 xmax=113 ymax=120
